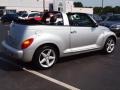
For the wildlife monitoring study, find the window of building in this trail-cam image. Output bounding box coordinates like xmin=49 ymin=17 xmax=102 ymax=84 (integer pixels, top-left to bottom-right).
xmin=58 ymin=2 xmax=63 ymax=12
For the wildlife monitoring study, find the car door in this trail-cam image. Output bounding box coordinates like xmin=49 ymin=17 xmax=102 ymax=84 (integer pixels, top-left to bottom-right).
xmin=67 ymin=13 xmax=103 ymax=52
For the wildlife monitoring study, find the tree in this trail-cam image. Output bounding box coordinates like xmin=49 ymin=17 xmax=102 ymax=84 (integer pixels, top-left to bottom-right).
xmin=94 ymin=7 xmax=102 ymax=15
xmin=74 ymin=2 xmax=83 ymax=7
xmin=94 ymin=6 xmax=120 ymax=15
xmin=113 ymin=6 xmax=120 ymax=14
xmin=102 ymin=6 xmax=113 ymax=14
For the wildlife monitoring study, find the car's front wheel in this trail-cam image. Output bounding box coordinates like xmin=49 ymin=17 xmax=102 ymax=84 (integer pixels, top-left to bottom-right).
xmin=103 ymin=37 xmax=116 ymax=54
xmin=33 ymin=46 xmax=58 ymax=69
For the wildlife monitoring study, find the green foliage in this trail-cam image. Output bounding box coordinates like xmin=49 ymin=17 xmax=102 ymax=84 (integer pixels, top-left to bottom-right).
xmin=102 ymin=6 xmax=113 ymax=14
xmin=74 ymin=2 xmax=83 ymax=7
xmin=94 ymin=7 xmax=102 ymax=15
xmin=94 ymin=6 xmax=120 ymax=14
xmin=113 ymin=6 xmax=120 ymax=14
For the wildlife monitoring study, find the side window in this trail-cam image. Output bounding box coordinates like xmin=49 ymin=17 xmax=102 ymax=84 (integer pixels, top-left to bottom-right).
xmin=67 ymin=13 xmax=94 ymax=27
xmin=44 ymin=13 xmax=64 ymax=26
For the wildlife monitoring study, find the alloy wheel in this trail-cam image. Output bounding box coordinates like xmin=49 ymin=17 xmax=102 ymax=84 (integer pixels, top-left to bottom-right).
xmin=39 ymin=49 xmax=56 ymax=68
xmin=106 ymin=38 xmax=115 ymax=53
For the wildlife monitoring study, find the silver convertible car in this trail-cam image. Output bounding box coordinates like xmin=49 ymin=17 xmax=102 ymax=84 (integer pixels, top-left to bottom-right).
xmin=2 ymin=11 xmax=117 ymax=69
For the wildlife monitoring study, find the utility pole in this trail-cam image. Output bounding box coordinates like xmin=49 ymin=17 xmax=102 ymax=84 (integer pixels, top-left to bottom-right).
xmin=43 ymin=0 xmax=45 ymax=11
xmin=101 ymin=0 xmax=104 ymax=14
xmin=102 ymin=0 xmax=104 ymax=9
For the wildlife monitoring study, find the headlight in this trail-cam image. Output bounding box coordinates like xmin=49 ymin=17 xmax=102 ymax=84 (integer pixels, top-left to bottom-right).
xmin=110 ymin=24 xmax=120 ymax=30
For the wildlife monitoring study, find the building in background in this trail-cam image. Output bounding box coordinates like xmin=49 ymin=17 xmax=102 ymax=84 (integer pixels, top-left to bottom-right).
xmin=0 ymin=0 xmax=53 ymax=16
xmin=54 ymin=0 xmax=93 ymax=14
xmin=0 ymin=0 xmax=93 ymax=16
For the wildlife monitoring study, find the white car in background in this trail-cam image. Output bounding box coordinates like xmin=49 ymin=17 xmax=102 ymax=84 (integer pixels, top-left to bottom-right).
xmin=18 ymin=12 xmax=43 ymax=20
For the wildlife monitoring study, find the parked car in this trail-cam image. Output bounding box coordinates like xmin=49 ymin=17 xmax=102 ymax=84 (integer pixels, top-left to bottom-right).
xmin=100 ymin=14 xmax=120 ymax=37
xmin=2 ymin=11 xmax=117 ymax=69
xmin=1 ymin=14 xmax=18 ymax=23
xmin=89 ymin=14 xmax=103 ymax=24
xmin=18 ymin=12 xmax=43 ymax=20
xmin=18 ymin=13 xmax=28 ymax=19
xmin=101 ymin=13 xmax=113 ymax=21
xmin=101 ymin=14 xmax=109 ymax=21
xmin=17 ymin=11 xmax=28 ymax=16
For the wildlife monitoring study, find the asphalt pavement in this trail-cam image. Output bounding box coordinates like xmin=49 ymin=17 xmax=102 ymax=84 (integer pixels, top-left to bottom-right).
xmin=0 ymin=23 xmax=120 ymax=90
xmin=0 ymin=23 xmax=9 ymax=51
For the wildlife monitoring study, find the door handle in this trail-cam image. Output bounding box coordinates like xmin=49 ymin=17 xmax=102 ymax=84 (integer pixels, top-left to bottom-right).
xmin=71 ymin=31 xmax=77 ymax=34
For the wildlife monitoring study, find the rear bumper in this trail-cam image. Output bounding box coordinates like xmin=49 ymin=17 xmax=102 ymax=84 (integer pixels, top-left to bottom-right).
xmin=2 ymin=41 xmax=34 ymax=62
xmin=2 ymin=41 xmax=23 ymax=59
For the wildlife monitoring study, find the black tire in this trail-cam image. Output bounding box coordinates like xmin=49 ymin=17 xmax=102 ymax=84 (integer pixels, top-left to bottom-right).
xmin=102 ymin=37 xmax=116 ymax=54
xmin=1 ymin=20 xmax=5 ymax=24
xmin=33 ymin=46 xmax=58 ymax=69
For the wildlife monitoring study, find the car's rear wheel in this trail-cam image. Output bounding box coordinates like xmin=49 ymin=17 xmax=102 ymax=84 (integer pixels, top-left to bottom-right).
xmin=33 ymin=46 xmax=58 ymax=69
xmin=103 ymin=37 xmax=116 ymax=54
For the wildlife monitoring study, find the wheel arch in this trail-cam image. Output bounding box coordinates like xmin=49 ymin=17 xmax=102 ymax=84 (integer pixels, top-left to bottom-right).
xmin=32 ymin=43 xmax=60 ymax=61
xmin=102 ymin=35 xmax=117 ymax=54
xmin=108 ymin=35 xmax=117 ymax=44
xmin=104 ymin=35 xmax=117 ymax=45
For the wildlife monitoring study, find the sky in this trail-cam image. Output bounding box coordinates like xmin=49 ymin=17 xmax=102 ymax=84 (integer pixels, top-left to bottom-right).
xmin=75 ymin=0 xmax=120 ymax=7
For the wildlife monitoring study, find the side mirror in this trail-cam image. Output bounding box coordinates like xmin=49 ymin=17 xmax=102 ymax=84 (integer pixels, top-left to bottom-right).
xmin=92 ymin=23 xmax=98 ymax=27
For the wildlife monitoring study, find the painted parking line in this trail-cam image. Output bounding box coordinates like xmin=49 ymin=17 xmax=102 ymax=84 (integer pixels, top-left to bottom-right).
xmin=0 ymin=57 xmax=80 ymax=90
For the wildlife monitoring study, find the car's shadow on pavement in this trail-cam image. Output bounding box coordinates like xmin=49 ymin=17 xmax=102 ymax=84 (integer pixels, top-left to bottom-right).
xmin=0 ymin=49 xmax=115 ymax=71
xmin=59 ymin=51 xmax=102 ymax=63
xmin=24 ymin=50 xmax=108 ymax=70
xmin=0 ymin=60 xmax=22 ymax=71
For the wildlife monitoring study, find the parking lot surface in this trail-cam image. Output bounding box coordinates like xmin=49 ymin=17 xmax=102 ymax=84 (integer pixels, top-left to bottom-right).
xmin=0 ymin=23 xmax=120 ymax=90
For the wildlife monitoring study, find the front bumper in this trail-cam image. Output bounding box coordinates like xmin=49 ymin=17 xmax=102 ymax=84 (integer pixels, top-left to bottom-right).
xmin=2 ymin=41 xmax=23 ymax=59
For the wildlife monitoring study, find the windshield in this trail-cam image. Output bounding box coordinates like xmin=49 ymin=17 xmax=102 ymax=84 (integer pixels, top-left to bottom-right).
xmin=22 ymin=14 xmax=28 ymax=17
xmin=107 ymin=15 xmax=120 ymax=21
xmin=89 ymin=14 xmax=102 ymax=21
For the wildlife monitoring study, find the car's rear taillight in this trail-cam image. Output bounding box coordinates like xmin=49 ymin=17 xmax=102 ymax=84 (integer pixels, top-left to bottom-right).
xmin=34 ymin=17 xmax=42 ymax=21
xmin=21 ymin=38 xmax=33 ymax=49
